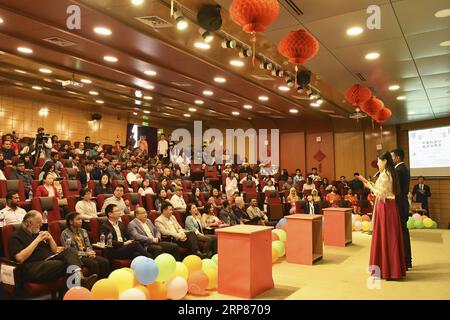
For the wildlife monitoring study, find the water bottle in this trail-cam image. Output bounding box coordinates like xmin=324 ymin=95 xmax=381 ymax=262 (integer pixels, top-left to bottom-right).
xmin=100 ymin=233 xmax=106 ymax=246
xmin=28 ymin=189 xmax=33 ymax=200
xmin=42 ymin=210 xmax=48 ymax=223
xmin=65 ymin=237 xmax=72 ymax=249
xmin=106 ymin=233 xmax=113 ymax=247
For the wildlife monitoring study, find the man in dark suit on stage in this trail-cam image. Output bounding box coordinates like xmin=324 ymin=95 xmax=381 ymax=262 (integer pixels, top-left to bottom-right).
xmin=412 ymin=176 xmax=432 ymax=216
xmin=391 ymin=149 xmax=412 ymax=269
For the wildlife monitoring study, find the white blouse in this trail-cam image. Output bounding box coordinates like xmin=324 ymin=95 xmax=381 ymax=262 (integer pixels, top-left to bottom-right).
xmin=369 ymin=170 xmax=395 ymax=200
xmin=139 ymin=187 xmax=155 ymax=196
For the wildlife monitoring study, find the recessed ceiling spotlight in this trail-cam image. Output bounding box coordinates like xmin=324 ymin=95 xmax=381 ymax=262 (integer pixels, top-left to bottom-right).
xmin=17 ymin=47 xmax=33 ymax=54
xmin=221 ymin=39 xmax=236 ymax=49
xmin=131 ymin=0 xmax=144 ymax=5
xmin=135 ymin=90 xmax=143 ymax=98
xmin=184 ymin=114 xmax=191 ymax=117
xmin=260 ymin=61 xmax=273 ymax=70
xmin=232 ymin=111 xmax=240 ymax=116
xmin=133 ymin=112 xmax=138 ymax=115
xmin=0 ymin=17 xmax=4 ymax=24
xmin=365 ymin=52 xmax=380 ymax=60
xmin=408 ymin=111 xmax=416 ymax=115
xmin=135 ymin=100 xmax=142 ymax=105
xmin=214 ymin=77 xmax=226 ymax=83
xmin=230 ymin=59 xmax=244 ymax=67
xmin=95 ymin=100 xmax=104 ymax=104
xmin=389 ymin=84 xmax=400 ymax=91
xmin=435 ymin=9 xmax=450 ymax=18
xmin=195 ymin=100 xmax=204 ymax=105
xmin=278 ymin=85 xmax=290 ymax=92
xmin=194 ymin=42 xmax=210 ymax=50
xmin=286 ymin=78 xmax=294 ymax=88
xmin=174 ymin=11 xmax=188 ymax=30
xmin=440 ymin=40 xmax=450 ymax=47
xmin=199 ymin=28 xmax=214 ymax=43
xmin=310 ymin=102 xmax=320 ymax=107
xmin=243 ymin=104 xmax=253 ymax=109
xmin=203 ymin=90 xmax=213 ymax=96
xmin=39 ymin=68 xmax=52 ymax=74
xmin=258 ymin=96 xmax=269 ymax=101
xmin=81 ymin=79 xmax=92 ymax=84
xmin=188 ymin=108 xmax=197 ymax=112
xmin=94 ymin=27 xmax=112 ymax=36
xmin=272 ymin=69 xmax=284 ymax=77
xmin=104 ymin=55 xmax=118 ymax=62
xmin=144 ymin=70 xmax=157 ymax=76
xmin=316 ymin=98 xmax=323 ymax=105
xmin=143 ymin=84 xmax=154 ymax=90
xmin=15 ymin=69 xmax=27 ymax=74
xmin=89 ymin=91 xmax=99 ymax=95
xmin=143 ymin=110 xmax=150 ymax=114
xmin=346 ymin=26 xmax=363 ymax=36
xmin=32 ymin=86 xmax=42 ymax=90
xmin=289 ymin=109 xmax=299 ymax=114
xmin=143 ymin=96 xmax=152 ymax=100
xmin=239 ymin=48 xmax=252 ymax=58
xmin=397 ymin=96 xmax=406 ymax=100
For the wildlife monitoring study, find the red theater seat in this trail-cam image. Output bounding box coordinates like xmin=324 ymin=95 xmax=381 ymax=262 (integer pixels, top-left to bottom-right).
xmin=31 ymin=197 xmax=60 ymax=222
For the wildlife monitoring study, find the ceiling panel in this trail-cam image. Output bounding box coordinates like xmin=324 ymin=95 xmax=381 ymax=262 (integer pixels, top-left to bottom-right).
xmin=406 ymin=28 xmax=450 ymax=59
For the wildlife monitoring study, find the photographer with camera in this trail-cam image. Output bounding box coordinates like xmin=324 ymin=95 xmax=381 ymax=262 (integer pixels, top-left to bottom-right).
xmin=32 ymin=128 xmax=52 ymax=166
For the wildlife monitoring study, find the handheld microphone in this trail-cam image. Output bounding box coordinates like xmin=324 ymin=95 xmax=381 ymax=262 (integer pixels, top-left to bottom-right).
xmin=374 ymin=171 xmax=381 ymax=178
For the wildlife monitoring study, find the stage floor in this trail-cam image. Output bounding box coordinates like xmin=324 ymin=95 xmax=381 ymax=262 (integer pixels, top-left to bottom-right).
xmin=189 ymin=229 xmax=450 ymax=300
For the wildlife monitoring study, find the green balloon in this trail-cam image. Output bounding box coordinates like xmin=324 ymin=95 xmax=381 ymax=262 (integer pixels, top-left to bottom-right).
xmin=414 ymin=220 xmax=424 ymax=229
xmin=432 ymin=221 xmax=438 ymax=229
xmin=211 ymin=254 xmax=218 ymax=266
xmin=406 ymin=220 xmax=415 ymax=229
xmin=273 ymin=229 xmax=286 ymax=242
xmin=154 ymin=253 xmax=176 ymax=282
xmin=202 ymin=258 xmax=217 ymax=270
xmin=272 ymin=240 xmax=285 ymax=257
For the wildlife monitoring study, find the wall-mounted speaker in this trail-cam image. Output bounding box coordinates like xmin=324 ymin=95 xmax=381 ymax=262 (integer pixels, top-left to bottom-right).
xmin=91 ymin=113 xmax=102 ymax=121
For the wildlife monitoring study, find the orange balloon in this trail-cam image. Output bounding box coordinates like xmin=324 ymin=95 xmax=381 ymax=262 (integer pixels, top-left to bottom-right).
xmin=272 ymin=232 xmax=279 ymax=242
xmin=134 ymin=285 xmax=150 ymax=300
xmin=272 ymin=247 xmax=278 ymax=263
xmin=362 ymin=215 xmax=371 ymax=222
xmin=63 ymin=286 xmax=93 ymax=300
xmin=146 ymin=281 xmax=168 ymax=300
xmin=188 ymin=271 xmax=209 ymax=296
xmin=91 ymin=279 xmax=119 ymax=300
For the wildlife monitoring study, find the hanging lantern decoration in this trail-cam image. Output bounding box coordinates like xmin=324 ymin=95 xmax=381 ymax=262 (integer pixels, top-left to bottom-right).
xmin=277 ymin=29 xmax=319 ymax=65
xmin=345 ymin=84 xmax=372 ymax=106
xmin=229 ymin=0 xmax=279 ymax=63
xmin=361 ymin=96 xmax=384 ymax=116
xmin=373 ymin=107 xmax=392 ymax=124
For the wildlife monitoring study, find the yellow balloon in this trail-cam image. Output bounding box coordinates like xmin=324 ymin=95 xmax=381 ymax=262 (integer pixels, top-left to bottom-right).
xmin=203 ymin=267 xmax=218 ymax=290
xmin=354 ymin=214 xmax=362 ymax=222
xmin=91 ymin=278 xmax=119 ymax=300
xmin=361 ymin=221 xmax=370 ymax=232
xmin=175 ymin=261 xmax=189 ymax=280
xmin=423 ymin=218 xmax=433 ymax=228
xmin=182 ymin=255 xmax=202 ymax=273
xmin=134 ymin=285 xmax=150 ymax=299
xmin=108 ymin=269 xmax=134 ymax=294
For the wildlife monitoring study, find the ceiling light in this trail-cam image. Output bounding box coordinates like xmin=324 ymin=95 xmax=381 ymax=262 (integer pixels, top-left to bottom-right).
xmin=239 ymin=48 xmax=252 ymax=58
xmin=135 ymin=90 xmax=143 ymax=98
xmin=32 ymin=86 xmax=43 ymax=90
xmin=95 ymin=100 xmax=104 ymax=104
xmin=17 ymin=47 xmax=33 ymax=54
xmin=39 ymin=68 xmax=52 ymax=74
xmin=94 ymin=27 xmax=112 ymax=36
xmin=195 ymin=100 xmax=204 ymax=105
xmin=184 ymin=114 xmax=191 ymax=117
xmin=440 ymin=40 xmax=450 ymax=47
xmin=214 ymin=77 xmax=226 ymax=83
xmin=194 ymin=42 xmax=210 ymax=50
xmin=243 ymin=104 xmax=253 ymax=109
xmin=135 ymin=100 xmax=142 ymax=105
xmin=286 ymin=78 xmax=294 ymax=88
xmin=142 ymin=84 xmax=154 ymax=90
xmin=221 ymin=39 xmax=236 ymax=49
xmin=316 ymin=98 xmax=323 ymax=105
xmin=131 ymin=0 xmax=144 ymax=5
xmin=0 ymin=17 xmax=3 ymax=24
xmin=15 ymin=69 xmax=27 ymax=74
xmin=389 ymin=85 xmax=400 ymax=91
xmin=346 ymin=27 xmax=363 ymax=36
xmin=143 ymin=96 xmax=152 ymax=100
xmin=199 ymin=28 xmax=213 ymax=43
xmin=278 ymin=85 xmax=290 ymax=92
xmin=38 ymin=108 xmax=49 ymax=117
xmin=230 ymin=59 xmax=244 ymax=67
xmin=397 ymin=96 xmax=406 ymax=100
xmin=258 ymin=96 xmax=269 ymax=101
xmin=189 ymin=108 xmax=197 ymax=112
xmin=143 ymin=110 xmax=150 ymax=114
xmin=272 ymin=69 xmax=284 ymax=77
xmin=81 ymin=79 xmax=92 ymax=84
xmin=232 ymin=111 xmax=240 ymax=116
xmin=203 ymin=90 xmax=213 ymax=96
xmin=310 ymin=102 xmax=320 ymax=107
xmin=408 ymin=111 xmax=416 ymax=115
xmin=104 ymin=55 xmax=118 ymax=62
xmin=289 ymin=109 xmax=299 ymax=114
xmin=89 ymin=91 xmax=99 ymax=95
xmin=260 ymin=61 xmax=273 ymax=70
xmin=174 ymin=11 xmax=188 ymax=30
xmin=365 ymin=52 xmax=380 ymax=60
xmin=144 ymin=70 xmax=157 ymax=76
xmin=133 ymin=112 xmax=138 ymax=115
xmin=435 ymin=9 xmax=450 ymax=18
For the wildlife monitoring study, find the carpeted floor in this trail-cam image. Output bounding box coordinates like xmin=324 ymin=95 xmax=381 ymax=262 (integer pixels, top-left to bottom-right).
xmin=190 ymin=229 xmax=450 ymax=300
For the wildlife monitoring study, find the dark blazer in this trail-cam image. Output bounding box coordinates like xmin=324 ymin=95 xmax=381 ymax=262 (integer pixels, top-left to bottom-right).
xmin=100 ymin=219 xmax=129 ymax=247
xmin=395 ymin=163 xmax=410 ymax=196
xmin=412 ymin=184 xmax=431 ymax=205
xmin=302 ymin=201 xmax=320 ymax=214
xmin=76 ymin=170 xmax=89 ymax=188
xmin=91 ymin=167 xmax=108 ymax=181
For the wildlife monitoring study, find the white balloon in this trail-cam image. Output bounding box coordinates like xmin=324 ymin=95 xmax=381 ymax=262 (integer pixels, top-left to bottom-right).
xmin=119 ymin=288 xmax=146 ymax=300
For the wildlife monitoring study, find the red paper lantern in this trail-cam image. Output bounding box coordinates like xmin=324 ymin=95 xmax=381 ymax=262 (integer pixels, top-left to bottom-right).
xmin=361 ymin=96 xmax=384 ymax=116
xmin=345 ymin=84 xmax=372 ymax=106
xmin=277 ymin=29 xmax=319 ymax=65
xmin=229 ymin=0 xmax=279 ymax=33
xmin=373 ymin=107 xmax=392 ymax=123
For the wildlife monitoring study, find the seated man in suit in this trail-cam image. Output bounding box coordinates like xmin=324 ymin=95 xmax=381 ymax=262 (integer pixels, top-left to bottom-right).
xmin=128 ymin=207 xmax=180 ymax=260
xmin=76 ymin=161 xmax=94 ymax=188
xmin=155 ymin=203 xmax=206 ymax=258
xmin=100 ymin=204 xmax=150 ymax=260
xmin=8 ymin=210 xmax=97 ymax=289
xmin=412 ymin=176 xmax=432 ymax=216
xmin=302 ymin=194 xmax=320 ymax=214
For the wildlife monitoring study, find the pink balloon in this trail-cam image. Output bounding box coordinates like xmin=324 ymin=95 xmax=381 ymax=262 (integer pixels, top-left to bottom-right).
xmin=412 ymin=213 xmax=422 ymax=221
xmin=166 ymin=276 xmax=188 ymax=300
xmin=354 ymin=221 xmax=362 ymax=231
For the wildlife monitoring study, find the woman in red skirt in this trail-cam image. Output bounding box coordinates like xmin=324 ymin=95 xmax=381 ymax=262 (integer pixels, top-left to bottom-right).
xmin=357 ymin=152 xmax=406 ymax=280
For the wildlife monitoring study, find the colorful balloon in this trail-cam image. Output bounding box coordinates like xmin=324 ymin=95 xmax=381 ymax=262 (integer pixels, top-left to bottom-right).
xmin=146 ymin=281 xmax=167 ymax=300
xmin=423 ymin=218 xmax=433 ymax=228
xmin=166 ymin=276 xmax=188 ymax=300
xmin=354 ymin=214 xmax=362 ymax=222
xmin=273 ymin=229 xmax=286 ymax=242
xmin=202 ymin=259 xmax=217 ymax=271
xmin=272 ymin=240 xmax=285 ymax=257
xmin=131 ymin=256 xmax=159 ymax=285
xmin=361 ymin=221 xmax=370 ymax=232
xmin=203 ymin=267 xmax=218 ymax=290
xmin=276 ymin=218 xmax=286 ymax=229
xmin=175 ymin=261 xmax=189 ymax=280
xmin=354 ymin=221 xmax=362 ymax=231
xmin=119 ymin=288 xmax=147 ymax=300
xmin=91 ymin=278 xmax=119 ymax=300
xmin=362 ymin=215 xmax=371 ymax=222
xmin=414 ymin=220 xmax=424 ymax=229
xmin=154 ymin=253 xmax=176 ymax=282
xmin=188 ymin=271 xmax=209 ymax=296
xmin=211 ymin=254 xmax=218 ymax=266
xmin=108 ymin=269 xmax=134 ymax=294
xmin=182 ymin=255 xmax=203 ymax=273
xmin=134 ymin=285 xmax=150 ymax=299
xmin=406 ymin=219 xmax=415 ymax=229
xmin=412 ymin=213 xmax=422 ymax=221
xmin=271 ymin=247 xmax=278 ymax=263
xmin=63 ymin=286 xmax=93 ymax=300
xmin=272 ymin=231 xmax=280 ymax=241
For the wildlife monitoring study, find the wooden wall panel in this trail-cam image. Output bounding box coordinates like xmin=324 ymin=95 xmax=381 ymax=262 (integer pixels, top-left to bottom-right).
xmin=363 ymin=124 xmax=397 ymax=177
xmin=280 ymin=132 xmax=305 ymax=175
xmin=334 ymin=131 xmax=365 ymax=181
xmin=306 ymin=131 xmax=334 ymax=181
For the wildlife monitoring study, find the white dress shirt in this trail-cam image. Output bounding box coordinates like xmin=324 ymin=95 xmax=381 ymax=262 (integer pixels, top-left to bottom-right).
xmin=170 ymin=194 xmax=187 ymax=210
xmin=0 ymin=206 xmax=27 ymax=226
xmin=109 ymin=219 xmax=123 ymax=242
xmin=158 ymin=140 xmax=169 ymax=157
